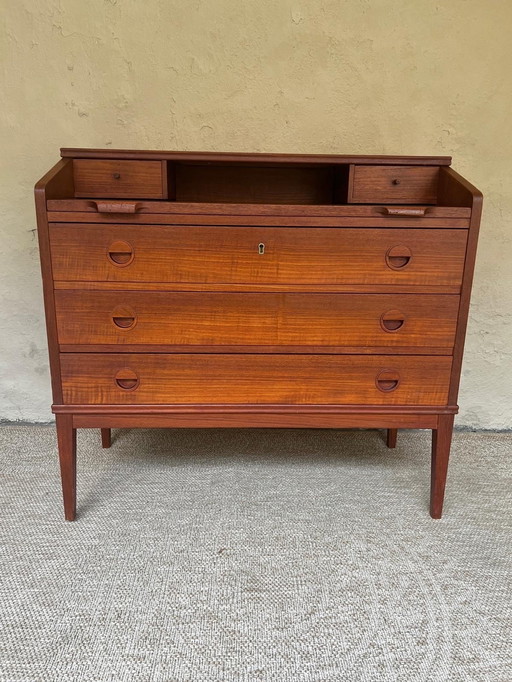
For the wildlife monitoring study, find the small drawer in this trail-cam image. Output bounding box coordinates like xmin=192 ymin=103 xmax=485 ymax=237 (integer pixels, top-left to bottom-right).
xmin=73 ymin=160 xmax=164 ymax=199
xmin=60 ymin=353 xmax=452 ymax=406
xmin=349 ymin=165 xmax=439 ymax=204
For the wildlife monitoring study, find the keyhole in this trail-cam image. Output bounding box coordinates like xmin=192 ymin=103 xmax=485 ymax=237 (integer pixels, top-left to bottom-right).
xmin=258 ymin=243 xmax=265 ymax=255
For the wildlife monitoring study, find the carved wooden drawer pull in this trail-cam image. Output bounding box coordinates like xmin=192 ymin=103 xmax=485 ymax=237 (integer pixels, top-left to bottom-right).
xmin=376 ymin=369 xmax=401 ymax=393
xmin=380 ymin=309 xmax=406 ymax=332
xmin=111 ymin=306 xmax=137 ymax=330
xmin=114 ymin=368 xmax=139 ymax=391
xmin=107 ymin=240 xmax=134 ymax=266
xmin=383 ymin=207 xmax=427 ymax=217
xmin=93 ymin=200 xmax=142 ymax=214
xmin=386 ymin=245 xmax=412 ymax=269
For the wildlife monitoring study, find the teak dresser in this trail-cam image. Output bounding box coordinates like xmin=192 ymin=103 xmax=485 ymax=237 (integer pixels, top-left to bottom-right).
xmin=35 ymin=149 xmax=482 ymax=520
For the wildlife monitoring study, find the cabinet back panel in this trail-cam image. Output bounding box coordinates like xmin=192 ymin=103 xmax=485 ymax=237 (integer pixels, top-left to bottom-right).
xmin=174 ymin=164 xmax=336 ymax=204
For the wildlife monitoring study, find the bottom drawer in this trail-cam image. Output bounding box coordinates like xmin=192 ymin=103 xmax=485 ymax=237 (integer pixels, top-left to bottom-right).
xmin=60 ymin=354 xmax=452 ymax=406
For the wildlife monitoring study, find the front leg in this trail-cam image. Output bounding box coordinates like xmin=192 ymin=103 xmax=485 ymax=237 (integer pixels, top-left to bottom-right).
xmin=56 ymin=414 xmax=77 ymax=521
xmin=430 ymin=414 xmax=455 ymax=519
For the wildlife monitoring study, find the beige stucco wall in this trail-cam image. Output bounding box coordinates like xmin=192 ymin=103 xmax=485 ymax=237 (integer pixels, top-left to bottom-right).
xmin=1 ymin=0 xmax=511 ymax=426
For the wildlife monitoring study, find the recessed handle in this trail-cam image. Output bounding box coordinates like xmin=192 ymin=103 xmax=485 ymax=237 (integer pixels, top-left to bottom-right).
xmin=107 ymin=240 xmax=134 ymax=266
xmin=382 ymin=207 xmax=426 ymax=217
xmin=386 ymin=245 xmax=412 ymax=270
xmin=113 ymin=316 xmax=136 ymax=329
xmin=115 ymin=368 xmax=139 ymax=391
xmin=92 ymin=201 xmax=142 ymax=214
xmin=376 ymin=369 xmax=401 ymax=393
xmin=111 ymin=306 xmax=137 ymax=330
xmin=380 ymin=309 xmax=405 ymax=332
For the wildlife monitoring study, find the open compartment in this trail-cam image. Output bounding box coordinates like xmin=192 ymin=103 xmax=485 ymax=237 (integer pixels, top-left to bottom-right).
xmin=169 ymin=162 xmax=350 ymax=205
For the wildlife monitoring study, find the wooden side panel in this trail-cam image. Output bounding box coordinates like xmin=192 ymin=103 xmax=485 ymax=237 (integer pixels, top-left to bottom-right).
xmin=440 ymin=167 xmax=483 ymax=403
xmin=35 ymin=158 xmax=75 ymax=403
xmin=60 ymin=353 xmax=453 ymax=406
xmin=438 ymin=166 xmax=474 ymax=207
xmin=49 ymin=225 xmax=468 ymax=287
xmin=54 ymin=291 xmax=459 ymax=349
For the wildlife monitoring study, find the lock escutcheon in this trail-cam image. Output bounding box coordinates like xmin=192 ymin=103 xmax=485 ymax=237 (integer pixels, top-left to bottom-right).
xmin=258 ymin=243 xmax=265 ymax=255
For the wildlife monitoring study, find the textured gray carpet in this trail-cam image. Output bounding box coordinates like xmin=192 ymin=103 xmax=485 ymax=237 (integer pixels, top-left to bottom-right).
xmin=0 ymin=426 xmax=510 ymax=681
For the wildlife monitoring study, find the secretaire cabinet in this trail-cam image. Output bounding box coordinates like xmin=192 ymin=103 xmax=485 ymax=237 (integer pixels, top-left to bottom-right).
xmin=35 ymin=149 xmax=482 ymax=520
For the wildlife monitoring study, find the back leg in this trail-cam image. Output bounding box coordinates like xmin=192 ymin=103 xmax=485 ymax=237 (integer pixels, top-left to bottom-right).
xmin=386 ymin=429 xmax=398 ymax=448
xmin=101 ymin=428 xmax=111 ymax=448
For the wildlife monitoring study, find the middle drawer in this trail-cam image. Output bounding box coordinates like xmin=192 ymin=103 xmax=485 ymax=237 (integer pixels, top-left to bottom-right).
xmin=55 ymin=291 xmax=459 ymax=351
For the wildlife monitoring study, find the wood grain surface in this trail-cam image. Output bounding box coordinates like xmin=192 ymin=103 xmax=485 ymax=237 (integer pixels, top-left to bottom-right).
xmin=70 ymin=412 xmax=439 ymax=430
xmin=61 ymin=148 xmax=453 ymax=165
xmin=174 ymin=164 xmax=336 ymax=204
xmin=349 ymin=165 xmax=439 ymax=204
xmin=73 ymin=160 xmax=164 ymax=199
xmin=54 ymin=291 xmax=459 ymax=349
xmin=60 ymin=353 xmax=452 ymax=406
xmin=45 ymin=199 xmax=471 ymax=219
xmin=47 ymin=213 xmax=470 ymax=228
xmin=49 ymin=225 xmax=468 ymax=287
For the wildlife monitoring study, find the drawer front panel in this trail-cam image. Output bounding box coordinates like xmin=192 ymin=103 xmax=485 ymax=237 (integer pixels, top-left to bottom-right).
xmin=60 ymin=354 xmax=452 ymax=405
xmin=73 ymin=160 xmax=164 ymax=199
xmin=350 ymin=166 xmax=439 ymax=204
xmin=49 ymin=225 xmax=467 ymax=287
xmin=55 ymin=291 xmax=459 ymax=349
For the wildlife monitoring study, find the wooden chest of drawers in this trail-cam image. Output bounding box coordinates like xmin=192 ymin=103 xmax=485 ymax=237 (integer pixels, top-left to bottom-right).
xmin=35 ymin=149 xmax=482 ymax=520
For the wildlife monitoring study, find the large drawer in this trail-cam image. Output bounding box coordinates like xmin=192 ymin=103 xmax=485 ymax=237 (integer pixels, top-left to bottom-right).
xmin=60 ymin=353 xmax=452 ymax=406
xmin=49 ymin=225 xmax=467 ymax=288
xmin=55 ymin=291 xmax=459 ymax=350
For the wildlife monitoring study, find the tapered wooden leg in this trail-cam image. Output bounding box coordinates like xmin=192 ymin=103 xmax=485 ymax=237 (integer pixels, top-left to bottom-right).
xmin=386 ymin=428 xmax=398 ymax=448
xmin=56 ymin=414 xmax=77 ymax=521
xmin=101 ymin=428 xmax=112 ymax=448
xmin=430 ymin=414 xmax=455 ymax=519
